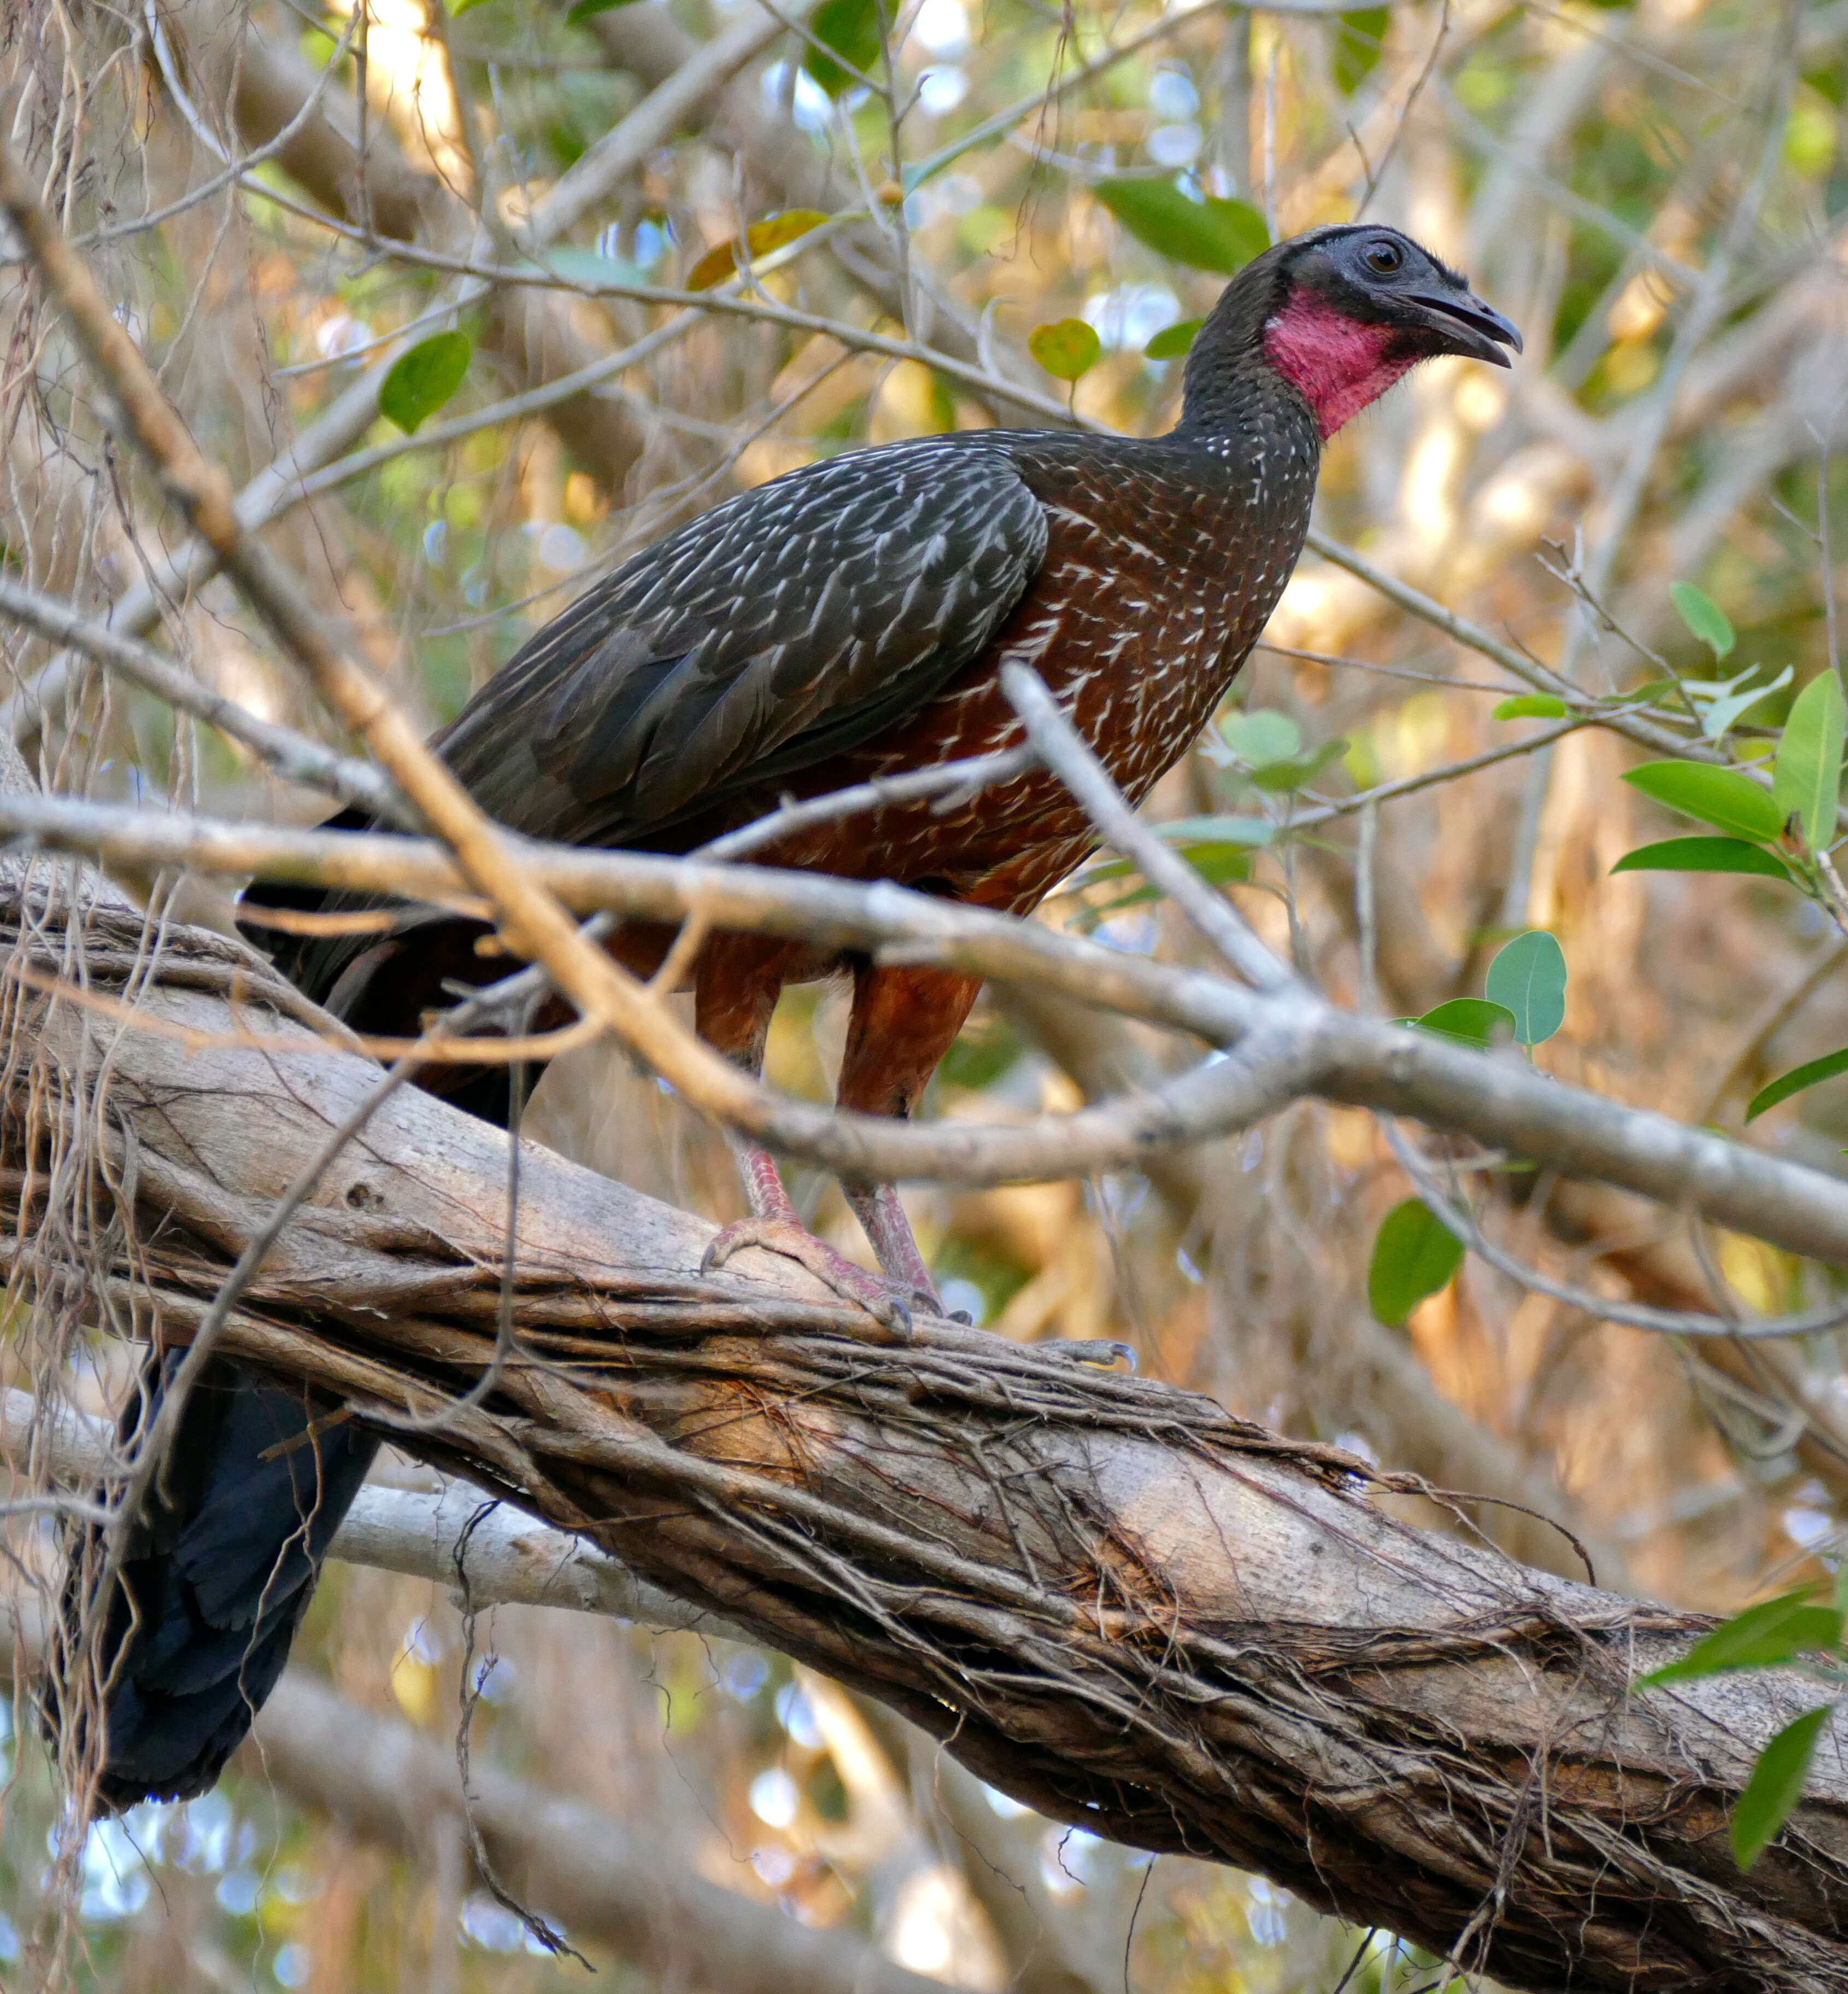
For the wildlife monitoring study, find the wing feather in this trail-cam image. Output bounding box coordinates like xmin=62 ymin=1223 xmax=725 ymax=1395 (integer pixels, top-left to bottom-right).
xmin=437 ymin=436 xmax=1047 ymax=844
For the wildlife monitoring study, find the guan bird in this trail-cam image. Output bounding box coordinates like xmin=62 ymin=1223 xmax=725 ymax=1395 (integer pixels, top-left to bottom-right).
xmin=62 ymin=224 xmax=1518 ymax=1807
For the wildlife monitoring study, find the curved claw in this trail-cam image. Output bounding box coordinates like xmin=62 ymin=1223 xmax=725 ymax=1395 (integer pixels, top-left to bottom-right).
xmin=701 ymin=1217 xmax=917 ymax=1341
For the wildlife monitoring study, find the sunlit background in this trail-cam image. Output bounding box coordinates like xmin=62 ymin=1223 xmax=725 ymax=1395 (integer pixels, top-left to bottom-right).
xmin=5 ymin=0 xmax=1848 ymax=1985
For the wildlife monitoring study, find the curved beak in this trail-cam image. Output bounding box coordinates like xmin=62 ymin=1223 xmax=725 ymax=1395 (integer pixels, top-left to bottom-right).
xmin=1407 ymin=288 xmax=1523 ymax=368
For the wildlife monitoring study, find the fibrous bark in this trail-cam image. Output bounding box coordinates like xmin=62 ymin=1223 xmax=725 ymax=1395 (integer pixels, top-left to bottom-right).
xmin=7 ymin=867 xmax=1848 ymax=1993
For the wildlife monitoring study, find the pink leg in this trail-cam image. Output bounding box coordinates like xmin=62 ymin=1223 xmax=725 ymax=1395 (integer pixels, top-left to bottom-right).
xmin=702 ymin=1137 xmax=923 ymax=1338
xmin=844 ymin=1184 xmax=942 ymax=1311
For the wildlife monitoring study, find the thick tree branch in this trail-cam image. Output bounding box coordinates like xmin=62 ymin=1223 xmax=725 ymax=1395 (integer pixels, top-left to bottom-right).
xmin=9 ymin=864 xmax=1848 ymax=1993
xmin=8 ymin=787 xmax=1848 ymax=1274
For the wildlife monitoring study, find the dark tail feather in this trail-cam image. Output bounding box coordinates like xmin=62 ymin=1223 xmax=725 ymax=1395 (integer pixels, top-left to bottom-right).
xmin=55 ymin=846 xmax=532 ymax=1808
xmin=56 ymin=1354 xmax=379 ymax=1808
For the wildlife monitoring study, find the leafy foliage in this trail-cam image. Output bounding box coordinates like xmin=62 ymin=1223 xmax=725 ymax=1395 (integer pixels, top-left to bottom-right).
xmin=1671 ymin=581 xmax=1736 ymax=661
xmin=1611 ymin=837 xmax=1793 ymax=881
xmin=1332 ymin=7 xmax=1391 ymax=95
xmin=688 ymin=211 xmax=831 ymax=291
xmin=378 ymin=332 xmax=471 ymax=435
xmin=1029 ymin=318 xmax=1102 ymax=382
xmin=1405 ymin=998 xmax=1517 ymax=1048
xmin=1734 ymin=1709 xmax=1834 ymax=1871
xmin=1144 ymin=318 xmax=1202 ymax=360
xmin=1094 ymin=180 xmax=1269 ymax=274
xmin=1368 ymin=1199 xmax=1465 ymax=1327
xmin=1623 ymin=762 xmax=1786 ymax=843
xmin=1771 ymin=671 xmax=1846 ymax=852
xmin=1485 ymin=931 xmax=1567 ymax=1046
xmin=1746 ymin=1046 xmax=1848 ymax=1122
xmin=806 ymin=0 xmax=884 ymax=93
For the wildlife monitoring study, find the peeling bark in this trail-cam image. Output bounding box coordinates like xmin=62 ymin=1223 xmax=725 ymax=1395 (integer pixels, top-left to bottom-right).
xmin=8 ymin=874 xmax=1848 ymax=1993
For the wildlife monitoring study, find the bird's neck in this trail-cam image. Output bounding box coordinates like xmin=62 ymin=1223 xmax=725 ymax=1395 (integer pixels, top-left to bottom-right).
xmin=1259 ymin=290 xmax=1413 ymax=441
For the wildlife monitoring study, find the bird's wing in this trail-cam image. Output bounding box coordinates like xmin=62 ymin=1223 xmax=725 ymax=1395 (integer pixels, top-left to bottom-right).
xmin=436 ymin=436 xmax=1047 ymax=845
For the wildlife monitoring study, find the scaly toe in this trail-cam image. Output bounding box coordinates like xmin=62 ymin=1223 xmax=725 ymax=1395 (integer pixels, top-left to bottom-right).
xmin=701 ymin=1218 xmax=917 ymax=1340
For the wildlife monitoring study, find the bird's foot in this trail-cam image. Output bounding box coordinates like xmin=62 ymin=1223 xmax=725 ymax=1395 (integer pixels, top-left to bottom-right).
xmin=701 ymin=1218 xmax=921 ymax=1340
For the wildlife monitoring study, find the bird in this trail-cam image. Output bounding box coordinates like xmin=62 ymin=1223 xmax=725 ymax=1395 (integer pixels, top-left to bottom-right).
xmin=59 ymin=223 xmax=1518 ymax=1808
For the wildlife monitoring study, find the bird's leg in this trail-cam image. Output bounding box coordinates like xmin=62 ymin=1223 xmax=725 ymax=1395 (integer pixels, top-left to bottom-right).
xmin=843 ymin=1183 xmax=943 ymax=1312
xmin=703 ymin=1136 xmax=922 ymax=1336
xmin=835 ymin=960 xmax=985 ymax=1319
xmin=694 ymin=935 xmax=922 ymax=1335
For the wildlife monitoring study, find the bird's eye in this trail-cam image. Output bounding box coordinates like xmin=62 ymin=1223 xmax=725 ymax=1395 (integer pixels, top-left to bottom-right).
xmin=1364 ymin=240 xmax=1403 ymax=274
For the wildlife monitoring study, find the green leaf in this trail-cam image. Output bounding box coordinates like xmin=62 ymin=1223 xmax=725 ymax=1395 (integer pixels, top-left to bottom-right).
xmin=1333 ymin=6 xmax=1391 ymax=94
xmin=1410 ymin=998 xmax=1517 ymax=1048
xmin=1248 ymin=738 xmax=1348 ymax=793
xmin=566 ymin=0 xmax=641 ymax=21
xmin=1611 ymin=837 xmax=1794 ymax=882
xmin=1368 ymin=1199 xmax=1465 ymax=1328
xmin=1094 ymin=180 xmax=1270 ymax=274
xmin=805 ymin=0 xmax=882 ymax=94
xmin=1220 ymin=708 xmax=1301 ymax=766
xmin=1178 ymin=843 xmax=1254 ymax=887
xmin=379 ymin=331 xmax=472 ymax=435
xmin=1690 ymin=664 xmax=1792 ymax=741
xmin=536 ymin=245 xmax=648 ymax=287
xmin=1623 ymin=761 xmax=1785 ymax=843
xmin=1485 ymin=930 xmax=1567 ymax=1046
xmin=451 ymin=0 xmax=501 ymax=15
xmin=1734 ymin=1706 xmax=1833 ymax=1872
xmin=1145 ymin=318 xmax=1202 ymax=360
xmin=1643 ymin=1591 xmax=1845 ymax=1687
xmin=1154 ymin=814 xmax=1274 ymax=847
xmin=1773 ymin=671 xmax=1846 ymax=852
xmin=1492 ymin=694 xmax=1569 ymax=720
xmin=1671 ymin=581 xmax=1736 ymax=661
xmin=1028 ymin=318 xmax=1101 ymax=383
xmin=1746 ymin=1046 xmax=1848 ymax=1122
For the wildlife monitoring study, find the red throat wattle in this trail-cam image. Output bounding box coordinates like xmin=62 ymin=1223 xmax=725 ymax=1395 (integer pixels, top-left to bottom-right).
xmin=1262 ymin=288 xmax=1416 ymax=441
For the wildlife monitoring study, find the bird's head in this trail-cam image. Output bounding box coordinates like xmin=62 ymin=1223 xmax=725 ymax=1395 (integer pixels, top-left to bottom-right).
xmin=1183 ymin=224 xmax=1522 ymax=442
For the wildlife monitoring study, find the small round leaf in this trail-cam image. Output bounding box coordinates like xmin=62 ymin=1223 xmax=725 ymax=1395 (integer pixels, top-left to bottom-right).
xmin=1368 ymin=1198 xmax=1465 ymax=1328
xmin=1145 ymin=318 xmax=1202 ymax=360
xmin=1485 ymin=930 xmax=1568 ymax=1046
xmin=1669 ymin=581 xmax=1736 ymax=661
xmin=1029 ymin=319 xmax=1101 ymax=383
xmin=379 ymin=331 xmax=472 ymax=436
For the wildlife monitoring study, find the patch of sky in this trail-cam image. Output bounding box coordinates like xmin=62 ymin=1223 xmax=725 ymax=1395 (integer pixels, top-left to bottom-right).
xmin=723 ymin=1649 xmax=770 ymax=1702
xmin=919 ymin=68 xmax=969 ymax=114
xmin=913 ymin=0 xmax=971 ymax=57
xmin=1246 ymin=1874 xmax=1290 ymax=1946
xmin=1083 ymin=283 xmax=1181 ymax=351
xmin=983 ymin=1781 xmax=1032 ymax=1819
xmin=1148 ymin=65 xmax=1199 ymax=120
xmin=1147 ymin=122 xmax=1202 ymax=168
xmin=938 ymin=1276 xmax=986 ymax=1324
xmin=600 ymin=218 xmax=672 ymax=271
xmin=525 ymin=520 xmax=586 ymax=572
xmin=761 ymin=61 xmax=835 ymax=133
xmin=217 ymin=1869 xmax=262 ymax=1916
xmin=473 ymin=1652 xmax=517 ymax=1704
xmin=316 ymin=314 xmax=372 ymax=363
xmin=775 ymin=1681 xmax=825 ymax=1748
xmin=274 ymin=1942 xmax=310 ymax=1987
xmin=749 ymin=1766 xmax=800 ymax=1828
xmin=462 ymin=1894 xmax=528 ymax=1952
xmin=76 ymin=1819 xmax=151 ymax=1921
xmin=752 ymin=1843 xmax=797 ymax=1887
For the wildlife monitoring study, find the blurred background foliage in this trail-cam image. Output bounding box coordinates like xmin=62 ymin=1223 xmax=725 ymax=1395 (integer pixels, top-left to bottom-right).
xmin=5 ymin=0 xmax=1848 ymax=1986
